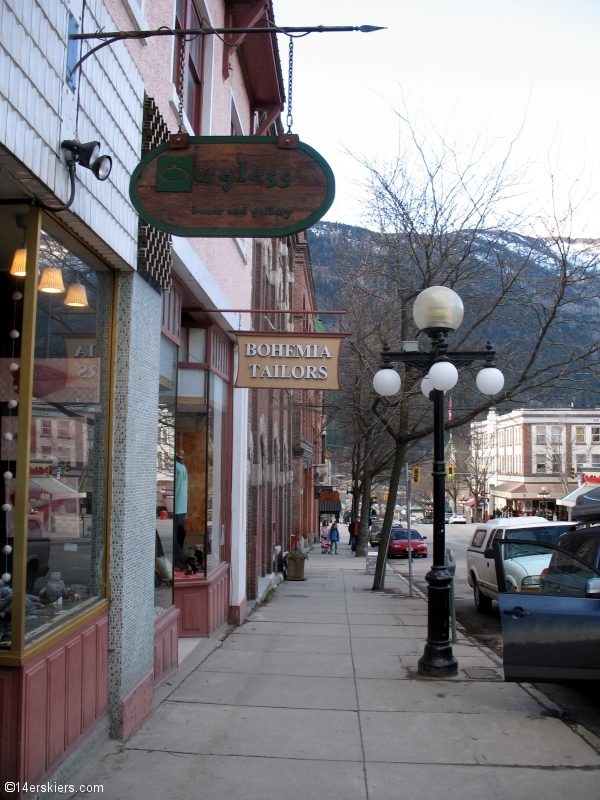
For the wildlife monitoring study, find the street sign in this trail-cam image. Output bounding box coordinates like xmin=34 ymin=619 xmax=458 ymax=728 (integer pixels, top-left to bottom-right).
xmin=235 ymin=332 xmax=346 ymax=390
xmin=129 ymin=135 xmax=335 ymax=238
xmin=366 ymin=549 xmax=378 ymax=574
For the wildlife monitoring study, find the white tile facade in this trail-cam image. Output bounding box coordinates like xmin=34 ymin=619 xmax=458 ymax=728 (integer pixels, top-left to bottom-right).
xmin=0 ymin=0 xmax=144 ymax=268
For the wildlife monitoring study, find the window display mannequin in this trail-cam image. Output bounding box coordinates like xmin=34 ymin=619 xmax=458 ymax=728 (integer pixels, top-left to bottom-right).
xmin=174 ymin=450 xmax=189 ymax=571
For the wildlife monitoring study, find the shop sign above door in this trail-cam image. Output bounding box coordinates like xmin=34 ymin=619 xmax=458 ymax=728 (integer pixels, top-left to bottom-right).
xmin=129 ymin=135 xmax=335 ymax=238
xmin=234 ymin=332 xmax=345 ymax=390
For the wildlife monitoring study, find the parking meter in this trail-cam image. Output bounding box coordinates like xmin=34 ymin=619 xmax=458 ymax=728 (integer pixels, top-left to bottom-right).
xmin=445 ymin=547 xmax=456 ymax=576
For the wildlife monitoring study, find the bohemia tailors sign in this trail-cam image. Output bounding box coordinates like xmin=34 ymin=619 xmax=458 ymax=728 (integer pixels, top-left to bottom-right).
xmin=129 ymin=135 xmax=335 ymax=238
xmin=235 ymin=333 xmax=345 ymax=390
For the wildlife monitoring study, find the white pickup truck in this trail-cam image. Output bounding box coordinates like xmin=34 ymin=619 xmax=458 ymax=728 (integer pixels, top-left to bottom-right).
xmin=466 ymin=517 xmax=579 ymax=612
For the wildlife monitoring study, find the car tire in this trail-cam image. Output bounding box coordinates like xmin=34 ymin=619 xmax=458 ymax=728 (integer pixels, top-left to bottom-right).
xmin=473 ymin=578 xmax=492 ymax=613
xmin=26 ymin=562 xmax=38 ymax=594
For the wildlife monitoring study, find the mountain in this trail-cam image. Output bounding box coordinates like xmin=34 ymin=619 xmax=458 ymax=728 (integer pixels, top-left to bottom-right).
xmin=305 ymin=221 xmax=600 ymax=409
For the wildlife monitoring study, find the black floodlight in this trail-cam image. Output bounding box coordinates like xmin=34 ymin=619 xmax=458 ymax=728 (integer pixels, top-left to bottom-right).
xmin=90 ymin=154 xmax=112 ymax=181
xmin=61 ymin=140 xmax=112 ymax=181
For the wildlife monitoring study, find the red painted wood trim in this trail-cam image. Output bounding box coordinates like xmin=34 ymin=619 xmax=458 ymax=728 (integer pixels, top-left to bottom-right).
xmin=174 ymin=562 xmax=230 ymax=637
xmin=0 ymin=613 xmax=109 ymax=795
xmin=153 ymin=606 xmax=180 ymax=690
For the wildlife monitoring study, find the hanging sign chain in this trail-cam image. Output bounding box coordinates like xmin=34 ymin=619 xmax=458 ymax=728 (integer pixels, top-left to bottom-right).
xmin=177 ymin=35 xmax=186 ymax=132
xmin=286 ymin=36 xmax=294 ymax=134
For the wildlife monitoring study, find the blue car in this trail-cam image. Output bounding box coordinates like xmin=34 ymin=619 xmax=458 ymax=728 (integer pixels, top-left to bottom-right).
xmin=494 ymin=537 xmax=600 ymax=681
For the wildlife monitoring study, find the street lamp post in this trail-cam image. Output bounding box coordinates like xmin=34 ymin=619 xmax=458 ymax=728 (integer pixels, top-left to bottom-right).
xmin=372 ymin=287 xmax=504 ymax=678
xmin=538 ymin=486 xmax=550 ymax=519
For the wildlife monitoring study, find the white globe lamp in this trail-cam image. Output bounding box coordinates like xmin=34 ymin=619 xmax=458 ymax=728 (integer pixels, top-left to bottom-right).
xmin=373 ymin=369 xmax=401 ymax=396
xmin=428 ymin=361 xmax=459 ymax=391
xmin=413 ymin=286 xmax=464 ymax=332
xmin=421 ymin=375 xmax=432 ymax=398
xmin=476 ymin=367 xmax=504 ymax=396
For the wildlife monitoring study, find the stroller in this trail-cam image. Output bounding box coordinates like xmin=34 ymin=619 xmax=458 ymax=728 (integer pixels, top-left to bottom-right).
xmin=320 ymin=533 xmax=331 ymax=554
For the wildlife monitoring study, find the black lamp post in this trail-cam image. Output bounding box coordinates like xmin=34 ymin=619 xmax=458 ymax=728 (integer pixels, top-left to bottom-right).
xmin=372 ymin=286 xmax=505 ymax=678
xmin=537 ymin=486 xmax=550 ymax=519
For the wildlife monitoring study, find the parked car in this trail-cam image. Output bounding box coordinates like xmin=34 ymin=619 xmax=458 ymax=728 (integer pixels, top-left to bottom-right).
xmin=555 ymin=528 xmax=600 ymax=570
xmin=466 ymin=517 xmax=578 ymax=612
xmin=495 ymin=538 xmax=600 ymax=681
xmin=449 ymin=513 xmax=467 ymax=524
xmin=368 ymin=522 xmax=383 ymax=546
xmin=388 ymin=527 xmax=428 ymax=558
xmin=420 ymin=516 xmax=433 ymax=524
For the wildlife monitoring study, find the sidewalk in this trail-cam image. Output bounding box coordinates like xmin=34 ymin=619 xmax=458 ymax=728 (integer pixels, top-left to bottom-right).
xmin=65 ymin=542 xmax=600 ymax=799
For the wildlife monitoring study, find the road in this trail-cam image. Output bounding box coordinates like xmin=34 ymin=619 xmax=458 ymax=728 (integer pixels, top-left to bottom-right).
xmin=385 ymin=521 xmax=600 ymax=740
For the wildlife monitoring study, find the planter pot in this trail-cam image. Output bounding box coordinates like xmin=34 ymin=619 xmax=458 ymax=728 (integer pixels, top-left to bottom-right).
xmin=286 ymin=558 xmax=306 ymax=580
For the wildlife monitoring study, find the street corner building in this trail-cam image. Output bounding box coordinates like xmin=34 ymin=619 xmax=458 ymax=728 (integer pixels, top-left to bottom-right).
xmin=0 ymin=0 xmax=324 ymax=793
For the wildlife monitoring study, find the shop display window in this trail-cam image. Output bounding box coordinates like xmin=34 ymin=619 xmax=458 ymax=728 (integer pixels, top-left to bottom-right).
xmin=173 ymin=326 xmax=231 ymax=580
xmin=155 ymin=335 xmax=177 ymax=610
xmin=0 ymin=212 xmax=112 ymax=650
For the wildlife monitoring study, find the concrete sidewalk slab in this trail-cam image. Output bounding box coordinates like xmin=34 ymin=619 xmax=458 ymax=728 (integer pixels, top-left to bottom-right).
xmin=366 ymin=763 xmax=600 ymax=800
xmin=237 ymin=620 xmax=350 ymax=637
xmin=126 ymin=703 xmax=364 ymax=761
xmin=194 ymin=648 xmax=356 ymax=678
xmin=223 ymin=632 xmax=353 ymax=654
xmin=170 ymin=671 xmax=359 ymax=710
xmin=63 ymin=553 xmax=600 ymax=800
xmin=360 ymin=710 xmax=600 ymax=766
xmin=356 ymin=678 xmax=544 ymax=714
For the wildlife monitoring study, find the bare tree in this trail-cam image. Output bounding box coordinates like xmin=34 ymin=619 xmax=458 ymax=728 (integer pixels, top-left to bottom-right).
xmin=319 ymin=111 xmax=600 ymax=588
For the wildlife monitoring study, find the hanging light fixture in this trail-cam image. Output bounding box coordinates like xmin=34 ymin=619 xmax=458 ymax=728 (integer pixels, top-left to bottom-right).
xmin=64 ymin=281 xmax=89 ymax=307
xmin=9 ymin=214 xmax=28 ymax=277
xmin=38 ymin=266 xmax=65 ymax=294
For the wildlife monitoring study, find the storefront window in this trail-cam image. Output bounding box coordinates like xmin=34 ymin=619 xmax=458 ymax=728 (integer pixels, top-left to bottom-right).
xmin=207 ymin=372 xmax=228 ymax=570
xmin=173 ymin=327 xmax=230 ymax=579
xmin=175 ymin=366 xmax=207 ymax=575
xmin=155 ymin=336 xmax=177 ymax=610
xmin=1 ymin=218 xmax=112 ymax=648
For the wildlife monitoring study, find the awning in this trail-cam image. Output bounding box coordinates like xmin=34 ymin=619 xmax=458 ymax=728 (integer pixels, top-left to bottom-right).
xmin=319 ymin=500 xmax=342 ymax=513
xmin=556 ymin=483 xmax=591 ymax=507
xmin=31 ymin=477 xmax=85 ymax=498
xmin=491 ymin=482 xmax=573 ymax=500
xmin=463 ymin=496 xmax=476 ymax=508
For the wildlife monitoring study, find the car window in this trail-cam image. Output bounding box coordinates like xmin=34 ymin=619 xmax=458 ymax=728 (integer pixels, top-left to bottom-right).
xmin=471 ymin=529 xmax=487 ymax=548
xmin=542 ymin=550 xmax=598 ymax=597
xmin=497 ymin=540 xmax=600 ymax=597
xmin=570 ymin=536 xmax=599 ymax=566
xmin=391 ymin=530 xmax=422 ymax=540
xmin=486 ymin=529 xmax=499 ymax=548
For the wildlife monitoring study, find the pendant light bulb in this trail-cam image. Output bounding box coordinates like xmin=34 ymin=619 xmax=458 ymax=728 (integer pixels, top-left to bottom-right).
xmin=64 ymin=282 xmax=89 ymax=308
xmin=38 ymin=267 xmax=65 ymax=294
xmin=10 ymin=248 xmax=27 ymax=277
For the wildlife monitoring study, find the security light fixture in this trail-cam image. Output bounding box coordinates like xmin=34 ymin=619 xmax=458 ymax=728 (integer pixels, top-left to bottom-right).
xmin=61 ymin=140 xmax=112 ymax=181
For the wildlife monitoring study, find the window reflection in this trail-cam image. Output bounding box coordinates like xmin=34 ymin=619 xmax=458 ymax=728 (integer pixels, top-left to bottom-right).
xmin=155 ymin=336 xmax=177 ymax=610
xmin=20 ymin=229 xmax=111 ymax=644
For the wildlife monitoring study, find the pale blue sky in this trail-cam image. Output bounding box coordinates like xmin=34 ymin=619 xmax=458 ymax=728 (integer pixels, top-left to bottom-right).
xmin=274 ymin=0 xmax=600 ymax=236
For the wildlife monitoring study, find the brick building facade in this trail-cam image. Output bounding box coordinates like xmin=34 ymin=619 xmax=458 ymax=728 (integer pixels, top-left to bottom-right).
xmin=246 ymin=232 xmax=323 ymax=601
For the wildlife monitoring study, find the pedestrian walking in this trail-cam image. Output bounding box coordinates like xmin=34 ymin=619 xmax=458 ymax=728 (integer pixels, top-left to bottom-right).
xmin=350 ymin=516 xmax=360 ymax=553
xmin=329 ymin=522 xmax=340 ymax=554
xmin=320 ymin=519 xmax=331 ymax=553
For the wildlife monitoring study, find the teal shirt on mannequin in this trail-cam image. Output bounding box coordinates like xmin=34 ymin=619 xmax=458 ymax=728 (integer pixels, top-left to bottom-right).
xmin=175 ymin=459 xmax=188 ymax=515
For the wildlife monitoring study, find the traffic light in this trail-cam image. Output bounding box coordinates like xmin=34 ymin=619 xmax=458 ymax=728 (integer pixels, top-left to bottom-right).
xmin=411 ymin=466 xmax=421 ymax=484
xmin=571 ymin=465 xmax=576 ymax=480
xmin=446 ymin=465 xmax=455 ymax=479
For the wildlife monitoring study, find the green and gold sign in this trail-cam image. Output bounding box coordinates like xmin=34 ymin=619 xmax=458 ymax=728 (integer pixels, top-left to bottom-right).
xmin=129 ymin=136 xmax=335 ymax=238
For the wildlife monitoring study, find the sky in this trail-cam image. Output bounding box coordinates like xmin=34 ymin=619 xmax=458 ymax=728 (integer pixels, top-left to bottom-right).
xmin=273 ymin=0 xmax=600 ymax=237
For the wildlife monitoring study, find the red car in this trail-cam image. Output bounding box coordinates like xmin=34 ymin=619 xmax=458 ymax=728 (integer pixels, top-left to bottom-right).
xmin=388 ymin=528 xmax=428 ymax=558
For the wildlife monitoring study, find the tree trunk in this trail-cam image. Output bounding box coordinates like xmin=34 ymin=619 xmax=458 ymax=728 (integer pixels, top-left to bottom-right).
xmin=356 ymin=472 xmax=373 ymax=557
xmin=372 ymin=441 xmax=406 ymax=589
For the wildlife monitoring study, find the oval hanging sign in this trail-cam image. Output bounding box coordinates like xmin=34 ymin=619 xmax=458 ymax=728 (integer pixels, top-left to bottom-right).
xmin=129 ymin=135 xmax=335 ymax=238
